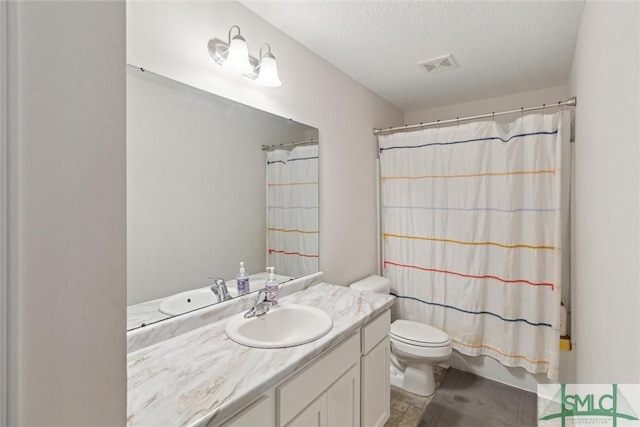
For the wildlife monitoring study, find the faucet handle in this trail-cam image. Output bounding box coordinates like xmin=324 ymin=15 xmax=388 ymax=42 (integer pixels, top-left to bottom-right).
xmin=243 ymin=289 xmax=273 ymax=318
xmin=254 ymin=289 xmax=269 ymax=304
xmin=214 ymin=278 xmax=226 ymax=287
xmin=209 ymin=277 xmax=219 ymax=295
xmin=209 ymin=277 xmax=218 ymax=295
xmin=209 ymin=277 xmax=231 ymax=301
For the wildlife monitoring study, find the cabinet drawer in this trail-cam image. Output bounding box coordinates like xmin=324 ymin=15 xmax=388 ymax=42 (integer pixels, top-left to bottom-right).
xmin=277 ymin=332 xmax=360 ymax=426
xmin=361 ymin=310 xmax=390 ymax=354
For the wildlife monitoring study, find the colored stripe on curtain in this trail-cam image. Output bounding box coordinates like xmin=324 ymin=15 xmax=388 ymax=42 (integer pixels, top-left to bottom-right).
xmin=378 ymin=112 xmax=569 ymax=380
xmin=266 ymin=144 xmax=319 ymax=277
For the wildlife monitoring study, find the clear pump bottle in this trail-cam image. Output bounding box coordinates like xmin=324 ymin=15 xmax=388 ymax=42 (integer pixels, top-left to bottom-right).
xmin=236 ymin=262 xmax=250 ymax=296
xmin=265 ymin=267 xmax=279 ymax=306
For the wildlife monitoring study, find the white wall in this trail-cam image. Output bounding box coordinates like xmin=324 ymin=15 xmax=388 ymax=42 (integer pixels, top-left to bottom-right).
xmin=404 ymin=85 xmax=569 ymax=124
xmin=127 ymin=67 xmax=312 ymax=304
xmin=126 ymin=1 xmax=403 ymax=286
xmin=6 ymin=1 xmax=126 ymax=425
xmin=568 ymin=1 xmax=639 ymax=383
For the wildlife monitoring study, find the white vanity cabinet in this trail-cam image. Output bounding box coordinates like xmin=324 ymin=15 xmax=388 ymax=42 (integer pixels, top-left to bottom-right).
xmin=218 ymin=391 xmax=276 ymax=427
xmin=285 ymin=392 xmax=327 ymax=427
xmin=360 ymin=310 xmax=391 ymax=427
xmin=283 ymin=363 xmax=360 ymax=427
xmin=217 ymin=309 xmax=390 ymax=427
xmin=278 ymin=331 xmax=361 ymax=427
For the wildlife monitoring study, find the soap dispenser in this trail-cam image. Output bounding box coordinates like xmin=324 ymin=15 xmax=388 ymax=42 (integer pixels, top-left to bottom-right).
xmin=265 ymin=266 xmax=279 ymax=306
xmin=236 ymin=262 xmax=250 ymax=296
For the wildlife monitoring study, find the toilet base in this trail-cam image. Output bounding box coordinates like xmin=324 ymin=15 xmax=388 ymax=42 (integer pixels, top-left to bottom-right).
xmin=390 ymin=362 xmax=437 ymax=396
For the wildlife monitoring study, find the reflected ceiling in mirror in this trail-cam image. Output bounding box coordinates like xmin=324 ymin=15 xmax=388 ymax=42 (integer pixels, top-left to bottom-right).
xmin=126 ymin=65 xmax=319 ymax=331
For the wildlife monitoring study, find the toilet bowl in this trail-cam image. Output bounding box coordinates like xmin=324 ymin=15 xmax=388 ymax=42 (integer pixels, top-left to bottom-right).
xmin=389 ymin=319 xmax=451 ymax=396
xmin=350 ymin=275 xmax=452 ymax=396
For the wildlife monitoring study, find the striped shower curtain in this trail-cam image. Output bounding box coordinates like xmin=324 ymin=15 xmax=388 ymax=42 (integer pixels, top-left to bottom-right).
xmin=266 ymin=144 xmax=319 ymax=278
xmin=378 ymin=112 xmax=569 ymax=380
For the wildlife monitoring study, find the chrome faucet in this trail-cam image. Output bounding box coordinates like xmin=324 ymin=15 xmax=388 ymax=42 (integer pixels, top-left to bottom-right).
xmin=244 ymin=289 xmax=276 ymax=318
xmin=210 ymin=278 xmax=232 ymax=302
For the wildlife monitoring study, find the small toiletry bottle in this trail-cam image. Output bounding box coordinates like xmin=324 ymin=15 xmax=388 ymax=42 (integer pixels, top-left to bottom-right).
xmin=236 ymin=262 xmax=250 ymax=296
xmin=265 ymin=267 xmax=279 ymax=306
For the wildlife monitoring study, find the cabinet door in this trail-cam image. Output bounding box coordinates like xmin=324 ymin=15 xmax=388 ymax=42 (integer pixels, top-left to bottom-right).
xmin=218 ymin=390 xmax=275 ymax=427
xmin=361 ymin=336 xmax=390 ymax=427
xmin=277 ymin=333 xmax=360 ymax=426
xmin=327 ymin=363 xmax=360 ymax=427
xmin=285 ymin=393 xmax=327 ymax=427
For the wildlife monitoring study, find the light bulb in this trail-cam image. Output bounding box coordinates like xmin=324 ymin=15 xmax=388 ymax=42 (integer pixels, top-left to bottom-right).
xmin=223 ymin=35 xmax=253 ymax=75
xmin=256 ymin=53 xmax=282 ymax=87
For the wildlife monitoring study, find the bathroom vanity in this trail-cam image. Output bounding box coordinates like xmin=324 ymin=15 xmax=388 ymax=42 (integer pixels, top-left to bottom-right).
xmin=127 ymin=279 xmax=394 ymax=426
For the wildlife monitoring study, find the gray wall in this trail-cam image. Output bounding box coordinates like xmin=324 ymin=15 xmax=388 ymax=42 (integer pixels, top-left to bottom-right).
xmin=7 ymin=1 xmax=126 ymax=424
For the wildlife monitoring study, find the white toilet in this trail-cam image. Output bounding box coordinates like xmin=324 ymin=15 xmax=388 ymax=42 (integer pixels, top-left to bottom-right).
xmin=350 ymin=275 xmax=452 ymax=396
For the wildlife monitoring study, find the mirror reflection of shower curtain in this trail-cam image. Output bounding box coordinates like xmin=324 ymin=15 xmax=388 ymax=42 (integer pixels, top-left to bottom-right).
xmin=266 ymin=145 xmax=319 ymax=277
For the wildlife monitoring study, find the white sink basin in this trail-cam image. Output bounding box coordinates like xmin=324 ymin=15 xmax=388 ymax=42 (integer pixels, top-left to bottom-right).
xmin=225 ymin=304 xmax=333 ymax=348
xmin=159 ymin=287 xmax=235 ymax=315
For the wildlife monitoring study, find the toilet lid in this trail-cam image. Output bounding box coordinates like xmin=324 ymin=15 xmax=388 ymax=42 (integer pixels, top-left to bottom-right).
xmin=390 ymin=320 xmax=450 ymax=345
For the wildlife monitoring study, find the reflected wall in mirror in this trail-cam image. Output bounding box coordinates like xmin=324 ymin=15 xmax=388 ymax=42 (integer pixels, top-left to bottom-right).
xmin=126 ymin=65 xmax=319 ymax=330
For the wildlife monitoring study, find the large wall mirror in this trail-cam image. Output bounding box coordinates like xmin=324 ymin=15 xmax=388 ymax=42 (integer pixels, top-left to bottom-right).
xmin=126 ymin=65 xmax=319 ymax=331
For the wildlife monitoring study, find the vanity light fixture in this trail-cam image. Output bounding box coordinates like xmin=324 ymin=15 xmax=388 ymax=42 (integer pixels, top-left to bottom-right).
xmin=255 ymin=44 xmax=282 ymax=87
xmin=208 ymin=25 xmax=281 ymax=87
xmin=222 ymin=25 xmax=253 ymax=75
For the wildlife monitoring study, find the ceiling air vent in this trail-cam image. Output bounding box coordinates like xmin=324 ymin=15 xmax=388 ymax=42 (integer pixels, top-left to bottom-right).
xmin=418 ymin=54 xmax=457 ymax=74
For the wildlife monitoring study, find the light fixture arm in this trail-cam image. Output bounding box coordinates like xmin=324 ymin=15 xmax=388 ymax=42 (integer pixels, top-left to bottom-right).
xmin=259 ymin=43 xmax=274 ymax=60
xmin=255 ymin=43 xmax=281 ymax=87
xmin=227 ymin=25 xmax=243 ymax=46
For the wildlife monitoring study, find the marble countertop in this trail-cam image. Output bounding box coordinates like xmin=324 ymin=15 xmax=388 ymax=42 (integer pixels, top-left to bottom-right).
xmin=127 ymin=282 xmax=394 ymax=426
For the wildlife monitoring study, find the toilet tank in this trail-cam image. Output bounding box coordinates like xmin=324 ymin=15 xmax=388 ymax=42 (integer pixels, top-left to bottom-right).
xmin=349 ymin=275 xmax=391 ymax=294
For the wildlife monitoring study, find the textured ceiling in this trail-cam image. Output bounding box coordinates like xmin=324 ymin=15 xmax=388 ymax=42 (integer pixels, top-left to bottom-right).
xmin=240 ymin=0 xmax=585 ymax=112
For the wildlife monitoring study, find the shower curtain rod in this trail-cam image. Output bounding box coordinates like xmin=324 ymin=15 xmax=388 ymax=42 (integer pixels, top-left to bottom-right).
xmin=261 ymin=138 xmax=318 ymax=151
xmin=373 ymin=97 xmax=577 ymax=136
